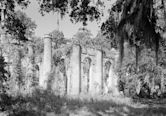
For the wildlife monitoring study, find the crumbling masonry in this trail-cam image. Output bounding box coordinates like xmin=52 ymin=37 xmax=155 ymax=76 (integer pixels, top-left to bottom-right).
xmin=39 ymin=37 xmax=120 ymax=96
xmin=67 ymin=45 xmax=119 ymax=96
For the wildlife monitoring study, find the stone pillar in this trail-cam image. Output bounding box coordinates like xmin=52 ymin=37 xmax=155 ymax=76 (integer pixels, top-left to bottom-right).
xmin=0 ymin=4 xmax=5 ymax=43
xmin=0 ymin=3 xmax=5 ymax=27
xmin=66 ymin=61 xmax=71 ymax=95
xmin=69 ymin=45 xmax=81 ymax=95
xmin=0 ymin=5 xmax=9 ymax=73
xmin=39 ymin=35 xmax=52 ymax=89
xmin=0 ymin=4 xmax=7 ymax=60
xmin=89 ymin=64 xmax=93 ymax=94
xmin=28 ymin=45 xmax=34 ymax=57
xmin=95 ymin=50 xmax=103 ymax=94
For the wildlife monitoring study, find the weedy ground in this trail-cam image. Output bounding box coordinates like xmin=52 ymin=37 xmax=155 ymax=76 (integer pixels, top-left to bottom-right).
xmin=1 ymin=90 xmax=166 ymax=116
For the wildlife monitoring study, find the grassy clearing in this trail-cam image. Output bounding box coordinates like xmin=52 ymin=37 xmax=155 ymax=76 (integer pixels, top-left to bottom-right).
xmin=1 ymin=89 xmax=166 ymax=116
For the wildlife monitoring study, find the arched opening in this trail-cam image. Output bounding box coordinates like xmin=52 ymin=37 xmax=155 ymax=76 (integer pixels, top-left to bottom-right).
xmin=104 ymin=61 xmax=111 ymax=82
xmin=104 ymin=61 xmax=112 ymax=93
xmin=83 ymin=57 xmax=92 ymax=93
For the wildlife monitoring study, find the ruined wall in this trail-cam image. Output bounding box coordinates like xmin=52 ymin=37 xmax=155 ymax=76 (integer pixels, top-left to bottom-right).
xmin=40 ymin=44 xmax=119 ymax=96
xmin=67 ymin=45 xmax=119 ymax=96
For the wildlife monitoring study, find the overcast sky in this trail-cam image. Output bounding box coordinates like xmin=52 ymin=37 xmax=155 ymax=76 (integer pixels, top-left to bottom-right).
xmin=19 ymin=0 xmax=116 ymax=38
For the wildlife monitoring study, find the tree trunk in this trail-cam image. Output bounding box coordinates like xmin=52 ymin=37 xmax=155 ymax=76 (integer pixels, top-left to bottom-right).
xmin=162 ymin=0 xmax=166 ymax=22
xmin=39 ymin=36 xmax=52 ymax=89
xmin=135 ymin=44 xmax=139 ymax=73
xmin=155 ymin=37 xmax=159 ymax=65
xmin=119 ymin=35 xmax=124 ymax=67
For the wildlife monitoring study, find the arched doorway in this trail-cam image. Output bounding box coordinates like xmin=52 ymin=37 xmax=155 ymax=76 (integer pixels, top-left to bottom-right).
xmin=104 ymin=61 xmax=112 ymax=94
xmin=82 ymin=57 xmax=92 ymax=93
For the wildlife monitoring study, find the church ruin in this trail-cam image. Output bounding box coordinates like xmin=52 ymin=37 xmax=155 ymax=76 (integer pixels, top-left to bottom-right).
xmin=39 ymin=36 xmax=120 ymax=96
xmin=67 ymin=45 xmax=119 ymax=96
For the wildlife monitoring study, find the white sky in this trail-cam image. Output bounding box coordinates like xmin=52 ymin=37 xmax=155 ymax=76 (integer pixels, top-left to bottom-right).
xmin=19 ymin=0 xmax=116 ymax=38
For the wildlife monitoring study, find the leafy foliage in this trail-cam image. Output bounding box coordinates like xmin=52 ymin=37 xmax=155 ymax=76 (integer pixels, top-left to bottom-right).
xmin=37 ymin=0 xmax=68 ymax=16
xmin=37 ymin=0 xmax=101 ymax=26
xmin=72 ymin=27 xmax=93 ymax=45
xmin=101 ymin=11 xmax=118 ymax=49
xmin=4 ymin=10 xmax=36 ymax=41
xmin=49 ymin=29 xmax=67 ymax=49
xmin=0 ymin=0 xmax=33 ymax=41
xmin=118 ymin=46 xmax=166 ymax=98
xmin=12 ymin=49 xmax=24 ymax=90
xmin=93 ymin=31 xmax=112 ymax=50
xmin=33 ymin=37 xmax=44 ymax=57
xmin=72 ymin=27 xmax=115 ymax=50
xmin=69 ymin=0 xmax=101 ymax=25
xmin=109 ymin=0 xmax=161 ymax=66
xmin=0 ymin=0 xmax=30 ymax=13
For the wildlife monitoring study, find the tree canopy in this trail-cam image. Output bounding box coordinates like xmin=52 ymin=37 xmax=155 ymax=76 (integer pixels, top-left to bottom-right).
xmin=4 ymin=10 xmax=36 ymax=41
xmin=100 ymin=0 xmax=166 ymax=69
xmin=72 ymin=27 xmax=93 ymax=46
xmin=37 ymin=0 xmax=102 ymax=25
xmin=0 ymin=0 xmax=35 ymax=42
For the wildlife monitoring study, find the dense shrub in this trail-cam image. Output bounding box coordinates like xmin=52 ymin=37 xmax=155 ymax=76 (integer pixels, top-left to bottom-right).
xmin=118 ymin=48 xmax=166 ymax=98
